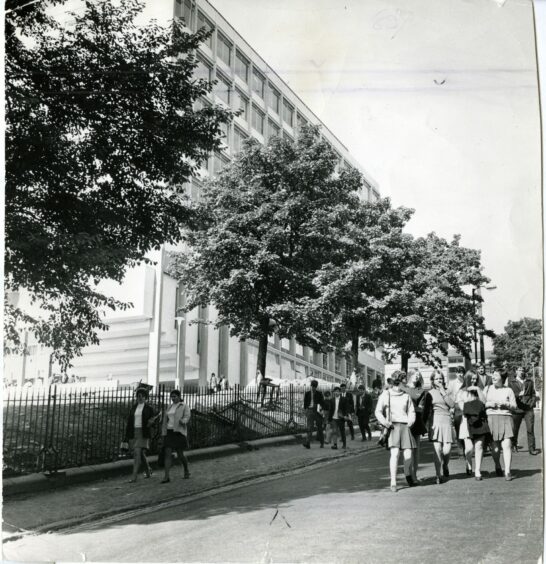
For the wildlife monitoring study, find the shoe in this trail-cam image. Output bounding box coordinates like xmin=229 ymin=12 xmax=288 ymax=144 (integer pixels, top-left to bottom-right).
xmin=390 ymin=485 xmax=397 ymax=493
xmin=512 ymin=446 xmax=519 ymax=453
xmin=351 ymin=436 xmax=355 ymax=441
xmin=145 ymin=469 xmax=153 ymax=479
xmin=320 ymin=443 xmax=324 ymax=448
xmin=413 ymin=477 xmax=421 ymax=485
xmin=128 ymin=478 xmax=137 ymax=483
xmin=342 ymin=444 xmax=347 ymax=449
xmin=183 ymin=472 xmax=191 ymax=479
xmin=466 ymin=467 xmax=472 ymax=476
xmin=495 ymin=467 xmax=503 ymax=477
xmin=160 ymin=478 xmax=170 ymax=484
xmin=303 ymin=443 xmax=310 ymax=449
xmin=331 ymin=445 xmax=338 ymax=450
xmin=435 ymin=477 xmax=444 ymax=485
xmin=405 ymin=475 xmax=416 ymax=487
xmin=475 ymin=475 xmax=483 ymax=481
xmin=529 ymin=449 xmax=540 ymax=456
xmin=505 ymin=473 xmax=513 ymax=481
xmin=442 ymin=463 xmax=449 ymax=477
xmin=361 ymin=437 xmax=366 ymax=442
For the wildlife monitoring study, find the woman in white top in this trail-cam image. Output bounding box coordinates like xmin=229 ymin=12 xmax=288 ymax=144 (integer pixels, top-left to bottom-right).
xmin=456 ymin=372 xmax=485 ymax=476
xmin=484 ymin=371 xmax=517 ymax=480
xmin=160 ymin=389 xmax=191 ymax=483
xmin=375 ymin=371 xmax=416 ymax=492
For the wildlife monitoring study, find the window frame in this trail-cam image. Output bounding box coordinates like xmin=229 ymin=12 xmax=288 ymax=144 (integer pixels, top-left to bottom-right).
xmin=282 ymin=99 xmax=294 ymax=127
xmin=234 ymin=50 xmax=249 ymax=83
xmin=252 ymin=69 xmax=265 ymax=99
xmin=197 ymin=11 xmax=214 ymax=49
xmin=251 ymin=105 xmax=265 ymax=135
xmin=216 ymin=32 xmax=232 ymax=67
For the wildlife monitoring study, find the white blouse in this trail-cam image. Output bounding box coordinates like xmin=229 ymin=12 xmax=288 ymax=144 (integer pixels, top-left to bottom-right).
xmin=134 ymin=403 xmax=145 ymax=429
xmin=167 ymin=404 xmax=178 ymax=430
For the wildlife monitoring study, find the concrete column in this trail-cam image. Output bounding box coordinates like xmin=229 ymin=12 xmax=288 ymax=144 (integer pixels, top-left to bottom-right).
xmin=175 ymin=285 xmax=187 ymax=390
xmin=197 ymin=305 xmax=209 ymax=387
xmin=147 ymin=246 xmax=165 ymax=388
xmin=240 ymin=340 xmax=248 ymax=386
xmin=218 ymin=325 xmax=230 ymax=379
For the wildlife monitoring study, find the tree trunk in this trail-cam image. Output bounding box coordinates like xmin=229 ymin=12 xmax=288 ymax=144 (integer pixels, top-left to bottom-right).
xmin=401 ymin=351 xmax=410 ymax=373
xmin=257 ymin=330 xmax=269 ymax=377
xmin=351 ymin=332 xmax=360 ymax=374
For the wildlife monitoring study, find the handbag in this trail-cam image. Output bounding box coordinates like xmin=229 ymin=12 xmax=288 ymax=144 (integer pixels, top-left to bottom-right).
xmin=377 ymin=391 xmax=391 ymax=448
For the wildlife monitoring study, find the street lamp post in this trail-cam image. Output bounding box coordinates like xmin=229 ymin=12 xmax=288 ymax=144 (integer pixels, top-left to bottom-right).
xmin=472 ymin=285 xmax=497 ymax=365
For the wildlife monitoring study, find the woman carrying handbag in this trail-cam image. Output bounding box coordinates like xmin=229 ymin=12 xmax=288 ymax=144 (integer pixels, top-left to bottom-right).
xmin=375 ymin=371 xmax=416 ymax=492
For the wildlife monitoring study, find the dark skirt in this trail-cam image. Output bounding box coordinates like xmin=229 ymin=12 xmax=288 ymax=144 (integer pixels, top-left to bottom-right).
xmin=163 ymin=430 xmax=189 ymax=450
xmin=410 ymin=413 xmax=427 ymax=437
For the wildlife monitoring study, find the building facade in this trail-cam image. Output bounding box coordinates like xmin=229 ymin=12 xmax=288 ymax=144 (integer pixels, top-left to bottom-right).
xmin=4 ymin=0 xmax=385 ymax=390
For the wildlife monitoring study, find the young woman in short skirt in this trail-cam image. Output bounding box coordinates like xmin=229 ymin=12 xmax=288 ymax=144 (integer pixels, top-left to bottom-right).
xmin=457 ymin=372 xmax=486 ymax=477
xmin=124 ymin=387 xmax=157 ymax=483
xmin=375 ymin=370 xmax=416 ymax=492
xmin=403 ymin=369 xmax=427 ymax=484
xmin=161 ymin=389 xmax=191 ymax=483
xmin=484 ymin=371 xmax=517 ymax=480
xmin=423 ymin=370 xmax=455 ymax=484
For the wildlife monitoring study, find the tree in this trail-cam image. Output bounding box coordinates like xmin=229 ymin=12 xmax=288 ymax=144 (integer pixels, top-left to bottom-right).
xmin=493 ymin=318 xmax=542 ymax=372
xmin=168 ymin=126 xmax=363 ymax=378
xmin=305 ymin=198 xmax=415 ymax=374
xmin=5 ymin=0 xmax=232 ymax=368
xmin=375 ymin=233 xmax=492 ymax=370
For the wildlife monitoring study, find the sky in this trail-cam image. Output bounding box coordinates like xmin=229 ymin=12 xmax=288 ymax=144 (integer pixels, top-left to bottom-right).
xmin=202 ymin=0 xmax=542 ymax=341
xmin=54 ymin=0 xmax=542 ymax=341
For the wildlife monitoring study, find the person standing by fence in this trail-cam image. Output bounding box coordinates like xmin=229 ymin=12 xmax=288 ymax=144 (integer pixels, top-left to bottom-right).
xmin=161 ymin=389 xmax=191 ymax=483
xmin=303 ymin=380 xmax=325 ymax=449
xmin=356 ymin=385 xmax=373 ymax=441
xmin=123 ymin=387 xmax=157 ymax=483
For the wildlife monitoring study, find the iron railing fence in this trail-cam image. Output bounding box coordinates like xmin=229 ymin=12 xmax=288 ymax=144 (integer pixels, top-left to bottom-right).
xmin=3 ymin=384 xmax=378 ymax=477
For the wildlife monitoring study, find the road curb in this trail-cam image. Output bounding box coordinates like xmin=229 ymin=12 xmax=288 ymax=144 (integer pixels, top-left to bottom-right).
xmin=2 ymin=433 xmax=309 ymax=497
xmin=3 ymin=442 xmax=381 ymax=542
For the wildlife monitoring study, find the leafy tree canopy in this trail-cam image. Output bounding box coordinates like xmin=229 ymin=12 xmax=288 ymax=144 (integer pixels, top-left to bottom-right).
xmin=168 ymin=126 xmax=364 ymax=376
xmin=5 ymin=0 xmax=232 ymax=367
xmin=493 ymin=318 xmax=542 ymax=371
xmin=376 ymin=233 xmax=492 ymax=368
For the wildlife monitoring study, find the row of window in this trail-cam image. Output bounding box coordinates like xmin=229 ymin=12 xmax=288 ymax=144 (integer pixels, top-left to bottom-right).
xmin=179 ymin=2 xmax=297 ymax=128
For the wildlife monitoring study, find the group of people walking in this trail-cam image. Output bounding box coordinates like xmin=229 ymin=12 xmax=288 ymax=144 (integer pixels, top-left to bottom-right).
xmin=303 ymin=364 xmax=539 ymax=493
xmin=374 ymin=365 xmax=539 ymax=492
xmin=303 ymin=380 xmax=373 ymax=450
xmin=123 ymin=388 xmax=191 ymax=484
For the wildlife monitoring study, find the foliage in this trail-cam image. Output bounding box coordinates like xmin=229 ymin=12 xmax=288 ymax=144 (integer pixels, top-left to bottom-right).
xmin=305 ymin=198 xmax=415 ymax=372
xmin=168 ymin=126 xmax=364 ymax=376
xmin=5 ymin=0 xmax=232 ymax=368
xmin=376 ymin=233 xmax=492 ymax=367
xmin=493 ymin=318 xmax=542 ymax=372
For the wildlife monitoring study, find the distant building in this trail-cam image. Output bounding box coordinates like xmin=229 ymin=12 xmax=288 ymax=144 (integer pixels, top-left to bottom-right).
xmin=4 ymin=0 xmax=384 ymax=389
xmin=384 ymin=348 xmax=497 ymax=388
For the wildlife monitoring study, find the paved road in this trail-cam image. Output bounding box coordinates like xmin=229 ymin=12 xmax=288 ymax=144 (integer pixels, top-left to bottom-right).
xmin=4 ymin=434 xmax=542 ymax=563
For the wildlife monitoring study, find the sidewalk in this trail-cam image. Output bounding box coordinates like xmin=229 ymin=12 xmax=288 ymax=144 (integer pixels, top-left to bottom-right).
xmin=3 ymin=432 xmax=380 ymax=538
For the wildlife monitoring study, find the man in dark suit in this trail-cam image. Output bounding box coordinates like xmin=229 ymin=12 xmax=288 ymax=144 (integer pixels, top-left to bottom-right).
xmin=356 ymin=385 xmax=373 ymax=441
xmin=303 ymin=380 xmax=325 ymax=449
xmin=339 ymin=383 xmax=355 ymax=440
xmin=328 ymin=386 xmax=349 ymax=449
xmin=477 ymin=363 xmax=493 ymax=388
xmin=508 ymin=366 xmax=539 ymax=455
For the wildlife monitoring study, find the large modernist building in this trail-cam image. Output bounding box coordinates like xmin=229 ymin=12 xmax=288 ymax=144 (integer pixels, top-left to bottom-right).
xmin=4 ymin=0 xmax=385 ymax=390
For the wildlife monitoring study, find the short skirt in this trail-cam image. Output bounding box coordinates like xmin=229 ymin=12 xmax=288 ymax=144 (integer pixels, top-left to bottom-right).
xmin=389 ymin=423 xmax=417 ymax=449
xmin=410 ymin=413 xmax=428 ymax=437
xmin=458 ymin=417 xmax=470 ymax=440
xmin=163 ymin=429 xmax=189 ymax=450
xmin=131 ymin=427 xmax=150 ymax=450
xmin=488 ymin=414 xmax=514 ymax=441
xmin=428 ymin=414 xmax=454 ymax=444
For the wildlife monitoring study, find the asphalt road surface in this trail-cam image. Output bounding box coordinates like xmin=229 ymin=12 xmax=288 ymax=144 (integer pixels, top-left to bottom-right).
xmin=4 ymin=437 xmax=542 ymax=564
